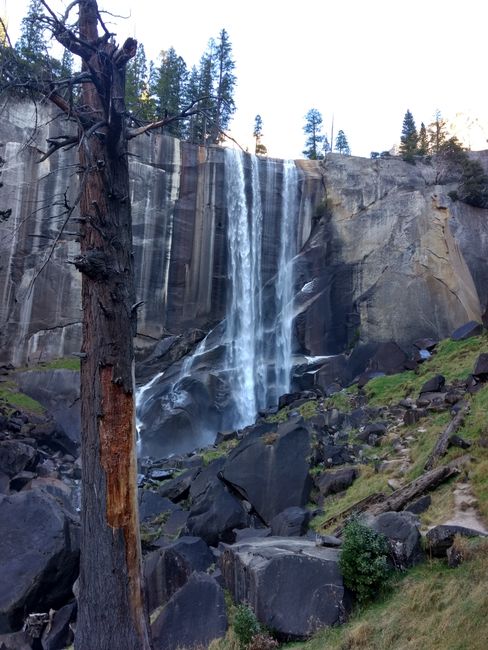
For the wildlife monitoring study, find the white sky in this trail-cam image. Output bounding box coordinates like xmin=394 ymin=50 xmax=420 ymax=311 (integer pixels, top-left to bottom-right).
xmin=4 ymin=0 xmax=488 ymax=158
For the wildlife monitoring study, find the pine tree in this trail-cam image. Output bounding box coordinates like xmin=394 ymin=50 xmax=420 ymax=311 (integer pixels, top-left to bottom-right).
xmin=209 ymin=28 xmax=236 ymax=143
xmin=303 ymin=108 xmax=324 ymax=159
xmin=15 ymin=0 xmax=48 ymax=72
xmin=428 ymin=110 xmax=448 ymax=154
xmin=151 ymin=47 xmax=188 ymax=137
xmin=253 ymin=114 xmax=266 ymax=154
xmin=418 ymin=122 xmax=429 ymax=155
xmin=335 ymin=129 xmax=351 ymax=155
xmin=126 ymin=43 xmax=152 ymax=119
xmin=399 ymin=109 xmax=418 ymax=161
xmin=190 ymin=42 xmax=217 ymax=144
xmin=184 ymin=65 xmax=201 ymax=143
xmin=323 ymin=135 xmax=331 ymax=154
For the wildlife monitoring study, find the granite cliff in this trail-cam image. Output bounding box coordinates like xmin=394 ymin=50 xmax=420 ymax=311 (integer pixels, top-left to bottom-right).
xmin=1 ymin=100 xmax=488 ymax=441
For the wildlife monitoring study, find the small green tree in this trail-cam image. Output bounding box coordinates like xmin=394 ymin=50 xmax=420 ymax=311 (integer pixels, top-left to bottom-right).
xmin=459 ymin=158 xmax=488 ymax=208
xmin=303 ymin=108 xmax=324 ymax=159
xmin=339 ymin=518 xmax=391 ymax=603
xmin=335 ymin=129 xmax=350 ymax=155
xmin=399 ymin=109 xmax=418 ymax=161
xmin=253 ymin=114 xmax=267 ymax=155
xmin=234 ymin=604 xmax=261 ymax=648
xmin=418 ymin=121 xmax=429 ymax=155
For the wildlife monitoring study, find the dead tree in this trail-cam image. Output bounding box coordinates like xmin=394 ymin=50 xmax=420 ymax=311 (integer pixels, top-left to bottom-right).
xmin=1 ymin=1 xmax=213 ymax=647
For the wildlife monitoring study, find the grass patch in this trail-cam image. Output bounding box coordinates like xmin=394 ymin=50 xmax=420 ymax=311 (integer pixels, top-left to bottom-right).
xmin=365 ymin=334 xmax=487 ymax=406
xmin=405 ymin=411 xmax=451 ymax=480
xmin=37 ymin=357 xmax=81 ymax=371
xmin=311 ymin=465 xmax=388 ymax=534
xmin=419 ymin=479 xmax=457 ymax=530
xmin=287 ymin=539 xmax=488 ymax=650
xmin=0 ymin=381 xmax=45 ymax=415
xmin=201 ymin=438 xmax=238 ymax=465
xmin=324 ymin=391 xmax=354 ymax=412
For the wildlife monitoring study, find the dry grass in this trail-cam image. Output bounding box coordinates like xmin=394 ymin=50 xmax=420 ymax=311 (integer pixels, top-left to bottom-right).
xmin=288 ymin=539 xmax=488 ymax=650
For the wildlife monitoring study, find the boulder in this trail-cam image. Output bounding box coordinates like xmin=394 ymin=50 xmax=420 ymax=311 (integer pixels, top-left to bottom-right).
xmin=221 ymin=419 xmax=312 ymax=524
xmin=185 ymin=479 xmax=249 ymax=546
xmin=450 ymin=321 xmax=483 ymax=341
xmin=413 ymin=338 xmax=438 ymax=351
xmin=0 ymin=490 xmax=79 ymax=633
xmin=144 ymin=537 xmax=214 ymax=613
xmin=270 ymin=507 xmax=311 ymax=537
xmin=219 ymin=537 xmax=350 ymax=640
xmin=315 ymin=468 xmax=358 ymax=497
xmin=320 ymin=444 xmax=357 ymax=467
xmin=419 ymin=375 xmax=445 ymax=395
xmin=138 ymin=490 xmax=179 ymax=523
xmin=366 ymin=511 xmax=423 ymax=569
xmin=0 ymin=631 xmax=33 ymax=650
xmin=151 ymin=573 xmax=227 ymax=650
xmin=40 ymin=602 xmax=76 ymax=650
xmin=425 ymin=524 xmax=487 ymax=557
xmin=404 ymin=495 xmax=431 ymax=515
xmin=369 ymin=342 xmax=408 ymax=374
xmin=158 ymin=468 xmax=198 ymax=502
xmin=0 ymin=442 xmax=37 ymax=479
xmin=473 ymin=353 xmax=488 ymax=380
xmin=357 ymin=422 xmax=387 ymax=442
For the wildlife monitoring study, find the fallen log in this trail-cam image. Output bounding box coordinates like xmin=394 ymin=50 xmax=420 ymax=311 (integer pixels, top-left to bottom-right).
xmin=424 ymin=406 xmax=468 ymax=471
xmin=325 ymin=455 xmax=471 ymax=534
xmin=368 ymin=454 xmax=470 ymax=516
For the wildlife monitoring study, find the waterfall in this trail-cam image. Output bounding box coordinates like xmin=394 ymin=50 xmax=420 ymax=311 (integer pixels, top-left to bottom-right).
xmin=274 ymin=160 xmax=299 ymax=400
xmin=136 ymin=148 xmax=301 ymax=455
xmin=224 ymin=150 xmax=299 ymax=428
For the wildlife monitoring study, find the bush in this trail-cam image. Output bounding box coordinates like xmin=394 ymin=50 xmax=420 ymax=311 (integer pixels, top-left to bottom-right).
xmin=233 ymin=604 xmax=261 ymax=648
xmin=339 ymin=518 xmax=391 ymax=603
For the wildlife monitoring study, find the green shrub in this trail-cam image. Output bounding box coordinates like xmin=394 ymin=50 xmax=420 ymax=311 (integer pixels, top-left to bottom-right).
xmin=233 ymin=604 xmax=261 ymax=648
xmin=339 ymin=518 xmax=391 ymax=603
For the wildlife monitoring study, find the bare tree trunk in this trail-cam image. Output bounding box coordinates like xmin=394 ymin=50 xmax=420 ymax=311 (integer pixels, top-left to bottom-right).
xmin=74 ymin=2 xmax=151 ymax=648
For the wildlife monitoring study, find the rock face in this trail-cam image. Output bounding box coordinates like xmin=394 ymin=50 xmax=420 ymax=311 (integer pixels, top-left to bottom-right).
xmin=0 ymin=490 xmax=79 ymax=633
xmin=1 ymin=100 xmax=487 ymax=369
xmin=219 ymin=537 xmax=350 ymax=640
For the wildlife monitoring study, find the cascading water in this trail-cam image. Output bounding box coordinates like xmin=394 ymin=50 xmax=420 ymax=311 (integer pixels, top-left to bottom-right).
xmin=136 ymin=148 xmax=301 ymax=456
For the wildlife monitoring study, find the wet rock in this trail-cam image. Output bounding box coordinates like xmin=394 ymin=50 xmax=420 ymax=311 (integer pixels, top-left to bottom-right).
xmin=151 ymin=573 xmax=227 ymax=650
xmin=144 ymin=537 xmax=214 ymax=613
xmin=0 ymin=490 xmax=79 ymax=633
xmin=158 ymin=468 xmax=198 ymax=503
xmin=450 ymin=321 xmax=483 ymax=341
xmin=270 ymin=507 xmax=311 ymax=537
xmin=219 ymin=537 xmax=350 ymax=640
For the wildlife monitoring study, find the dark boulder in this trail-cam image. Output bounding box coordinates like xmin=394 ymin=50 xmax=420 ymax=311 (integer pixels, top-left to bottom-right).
xmin=0 ymin=631 xmax=33 ymax=650
xmin=0 ymin=490 xmax=79 ymax=633
xmin=450 ymin=321 xmax=483 ymax=341
xmin=473 ymin=353 xmax=488 ymax=380
xmin=425 ymin=524 xmax=487 ymax=557
xmin=185 ymin=479 xmax=249 ymax=546
xmin=369 ymin=342 xmax=408 ymax=375
xmin=357 ymin=371 xmax=385 ymax=389
xmin=40 ymin=601 xmax=76 ymax=650
xmin=270 ymin=507 xmax=311 ymax=537
xmin=0 ymin=442 xmax=37 ymax=479
xmin=404 ymin=495 xmax=431 ymax=515
xmin=315 ymin=468 xmax=358 ymax=497
xmin=365 ymin=511 xmax=423 ymax=569
xmin=138 ymin=490 xmax=179 ymax=523
xmin=151 ymin=573 xmax=227 ymax=650
xmin=221 ymin=418 xmax=312 ymax=524
xmin=219 ymin=537 xmax=350 ymax=640
xmin=320 ymin=444 xmax=357 ymax=467
xmin=158 ymin=468 xmax=199 ymax=503
xmin=357 ymin=422 xmax=387 ymax=443
xmin=413 ymin=338 xmax=438 ymax=351
xmin=234 ymin=527 xmax=271 ymax=542
xmin=419 ymin=375 xmax=445 ymax=395
xmin=144 ymin=536 xmax=214 ymax=613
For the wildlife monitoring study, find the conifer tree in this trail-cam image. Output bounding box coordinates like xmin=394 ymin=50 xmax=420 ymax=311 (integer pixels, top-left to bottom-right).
xmin=428 ymin=110 xmax=448 ymax=153
xmin=209 ymin=28 xmax=236 ymax=143
xmin=335 ymin=129 xmax=351 ymax=155
xmin=151 ymin=46 xmax=188 ymax=137
xmin=126 ymin=42 xmax=150 ymax=118
xmin=15 ymin=0 xmax=47 ymax=71
xmin=418 ymin=121 xmax=429 ymax=155
xmin=399 ymin=109 xmax=418 ymax=161
xmin=253 ymin=114 xmax=266 ymax=154
xmin=303 ymin=108 xmax=324 ymax=159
